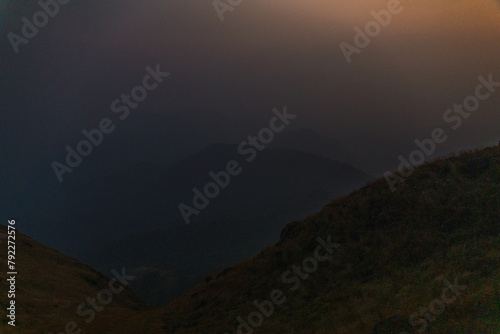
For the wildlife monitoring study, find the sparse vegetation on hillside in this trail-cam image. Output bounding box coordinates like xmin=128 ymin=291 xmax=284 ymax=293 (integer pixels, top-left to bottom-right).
xmin=159 ymin=146 xmax=500 ymax=333
xmin=0 ymin=227 xmax=160 ymax=334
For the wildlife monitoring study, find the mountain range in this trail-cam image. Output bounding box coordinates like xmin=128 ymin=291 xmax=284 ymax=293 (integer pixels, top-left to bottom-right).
xmin=3 ymin=144 xmax=499 ymax=333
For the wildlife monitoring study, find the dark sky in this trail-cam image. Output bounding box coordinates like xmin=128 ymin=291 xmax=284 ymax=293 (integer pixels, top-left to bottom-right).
xmin=1 ymin=0 xmax=499 ymax=188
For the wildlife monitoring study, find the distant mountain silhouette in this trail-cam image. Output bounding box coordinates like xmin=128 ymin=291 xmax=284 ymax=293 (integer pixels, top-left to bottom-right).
xmin=269 ymin=128 xmax=356 ymax=164
xmin=62 ymin=144 xmax=371 ymax=305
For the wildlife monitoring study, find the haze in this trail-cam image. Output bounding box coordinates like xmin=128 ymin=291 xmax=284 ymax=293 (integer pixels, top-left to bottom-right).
xmin=0 ymin=0 xmax=499 ymax=239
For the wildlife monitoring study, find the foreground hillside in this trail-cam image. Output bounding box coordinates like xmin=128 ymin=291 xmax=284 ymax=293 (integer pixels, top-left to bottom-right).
xmin=0 ymin=226 xmax=160 ymax=334
xmin=159 ymin=146 xmax=500 ymax=333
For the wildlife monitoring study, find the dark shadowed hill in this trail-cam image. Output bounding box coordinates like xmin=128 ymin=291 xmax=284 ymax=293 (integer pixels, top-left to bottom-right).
xmin=157 ymin=145 xmax=500 ymax=333
xmin=0 ymin=225 xmax=155 ymax=334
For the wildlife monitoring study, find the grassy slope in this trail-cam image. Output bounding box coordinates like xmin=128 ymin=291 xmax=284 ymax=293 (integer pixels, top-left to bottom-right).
xmin=0 ymin=226 xmax=162 ymax=334
xmin=159 ymin=146 xmax=500 ymax=333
